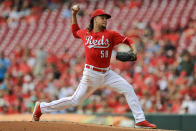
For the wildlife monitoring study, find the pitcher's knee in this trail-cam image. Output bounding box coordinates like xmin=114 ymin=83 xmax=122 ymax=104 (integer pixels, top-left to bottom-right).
xmin=71 ymin=97 xmax=82 ymax=106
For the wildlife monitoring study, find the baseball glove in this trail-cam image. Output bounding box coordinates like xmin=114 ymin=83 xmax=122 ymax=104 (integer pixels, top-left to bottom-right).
xmin=116 ymin=51 xmax=137 ymax=62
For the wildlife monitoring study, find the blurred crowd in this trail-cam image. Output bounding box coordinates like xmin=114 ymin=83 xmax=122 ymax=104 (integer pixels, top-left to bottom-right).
xmin=0 ymin=0 xmax=138 ymax=26
xmin=0 ymin=0 xmax=70 ymax=27
xmin=0 ymin=0 xmax=196 ymax=115
xmin=122 ymin=19 xmax=196 ymax=114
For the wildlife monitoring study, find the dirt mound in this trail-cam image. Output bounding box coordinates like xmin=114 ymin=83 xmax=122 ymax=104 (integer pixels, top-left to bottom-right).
xmin=0 ymin=121 xmax=174 ymax=131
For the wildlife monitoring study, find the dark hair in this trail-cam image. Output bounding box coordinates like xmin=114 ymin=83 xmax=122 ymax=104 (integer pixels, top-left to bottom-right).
xmin=88 ymin=18 xmax=94 ymax=32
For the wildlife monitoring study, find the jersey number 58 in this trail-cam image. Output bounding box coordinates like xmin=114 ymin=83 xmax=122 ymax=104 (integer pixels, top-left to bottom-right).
xmin=101 ymin=50 xmax=108 ymax=58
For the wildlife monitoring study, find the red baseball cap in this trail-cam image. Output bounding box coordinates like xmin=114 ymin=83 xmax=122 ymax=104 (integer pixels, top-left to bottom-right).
xmin=90 ymin=9 xmax=111 ymax=19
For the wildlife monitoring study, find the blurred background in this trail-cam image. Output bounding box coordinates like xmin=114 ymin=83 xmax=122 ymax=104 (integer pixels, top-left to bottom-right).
xmin=0 ymin=0 xmax=196 ymax=130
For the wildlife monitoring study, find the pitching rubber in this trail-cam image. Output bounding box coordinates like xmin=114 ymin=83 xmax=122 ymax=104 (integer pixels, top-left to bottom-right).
xmin=135 ymin=125 xmax=157 ymax=129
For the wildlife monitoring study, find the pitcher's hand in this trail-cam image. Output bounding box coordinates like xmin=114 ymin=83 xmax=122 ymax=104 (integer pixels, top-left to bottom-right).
xmin=72 ymin=5 xmax=80 ymax=15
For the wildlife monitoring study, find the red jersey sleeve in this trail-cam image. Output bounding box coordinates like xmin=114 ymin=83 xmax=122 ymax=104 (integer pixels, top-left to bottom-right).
xmin=72 ymin=24 xmax=86 ymax=39
xmin=112 ymin=31 xmax=133 ymax=46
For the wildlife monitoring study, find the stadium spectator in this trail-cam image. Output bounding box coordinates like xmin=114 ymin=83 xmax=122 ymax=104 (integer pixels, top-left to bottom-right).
xmin=176 ymin=50 xmax=194 ymax=76
xmin=0 ymin=52 xmax=10 ymax=83
xmin=33 ymin=47 xmax=47 ymax=77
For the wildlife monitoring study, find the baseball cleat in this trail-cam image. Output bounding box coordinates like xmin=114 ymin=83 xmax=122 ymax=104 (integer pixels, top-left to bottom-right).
xmin=135 ymin=120 xmax=157 ymax=129
xmin=32 ymin=101 xmax=42 ymax=121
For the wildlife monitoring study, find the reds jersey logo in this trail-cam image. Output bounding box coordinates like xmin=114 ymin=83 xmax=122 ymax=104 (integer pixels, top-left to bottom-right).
xmin=85 ymin=35 xmax=110 ymax=48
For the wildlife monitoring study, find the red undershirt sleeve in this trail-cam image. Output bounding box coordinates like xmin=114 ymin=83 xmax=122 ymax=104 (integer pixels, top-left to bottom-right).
xmin=72 ymin=24 xmax=84 ymax=39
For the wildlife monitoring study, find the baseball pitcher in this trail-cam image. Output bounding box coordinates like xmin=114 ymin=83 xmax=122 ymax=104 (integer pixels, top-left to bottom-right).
xmin=32 ymin=5 xmax=157 ymax=129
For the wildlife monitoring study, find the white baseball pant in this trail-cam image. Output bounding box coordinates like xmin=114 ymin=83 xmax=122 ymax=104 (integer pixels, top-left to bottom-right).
xmin=40 ymin=66 xmax=145 ymax=123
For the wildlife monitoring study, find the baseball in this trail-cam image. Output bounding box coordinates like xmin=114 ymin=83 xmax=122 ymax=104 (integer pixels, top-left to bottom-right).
xmin=118 ymin=43 xmax=131 ymax=52
xmin=72 ymin=5 xmax=79 ymax=11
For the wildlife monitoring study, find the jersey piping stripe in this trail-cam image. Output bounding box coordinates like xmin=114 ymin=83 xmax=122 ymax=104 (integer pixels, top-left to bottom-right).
xmin=122 ymin=37 xmax=128 ymax=43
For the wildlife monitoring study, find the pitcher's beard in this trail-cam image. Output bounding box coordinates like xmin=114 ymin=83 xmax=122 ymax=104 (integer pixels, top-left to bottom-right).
xmin=100 ymin=25 xmax=106 ymax=30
